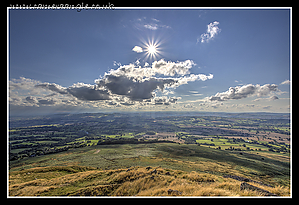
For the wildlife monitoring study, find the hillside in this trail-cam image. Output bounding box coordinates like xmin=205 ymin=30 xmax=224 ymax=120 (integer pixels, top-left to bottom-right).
xmin=9 ymin=165 xmax=289 ymax=196
xmin=9 ymin=143 xmax=290 ymax=196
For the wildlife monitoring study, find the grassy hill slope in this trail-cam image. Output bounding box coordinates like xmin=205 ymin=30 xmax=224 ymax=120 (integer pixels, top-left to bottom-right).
xmin=9 ymin=165 xmax=289 ymax=196
xmin=9 ymin=143 xmax=290 ymax=196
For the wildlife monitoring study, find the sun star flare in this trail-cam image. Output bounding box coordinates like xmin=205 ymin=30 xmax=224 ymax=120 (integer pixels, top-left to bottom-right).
xmin=142 ymin=39 xmax=162 ymax=60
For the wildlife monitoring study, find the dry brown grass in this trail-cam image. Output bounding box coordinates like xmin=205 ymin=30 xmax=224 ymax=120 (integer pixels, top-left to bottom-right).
xmin=9 ymin=165 xmax=290 ymax=197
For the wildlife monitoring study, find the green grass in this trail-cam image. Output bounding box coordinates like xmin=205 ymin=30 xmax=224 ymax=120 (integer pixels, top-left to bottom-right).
xmin=121 ymin=133 xmax=134 ymax=138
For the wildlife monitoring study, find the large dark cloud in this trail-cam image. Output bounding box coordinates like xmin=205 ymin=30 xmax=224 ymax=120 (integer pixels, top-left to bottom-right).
xmin=34 ymin=59 xmax=213 ymax=105
xmin=66 ymin=84 xmax=111 ymax=101
xmin=98 ymin=75 xmax=177 ymax=101
xmin=94 ymin=59 xmax=213 ymax=102
xmin=35 ymin=82 xmax=111 ymax=101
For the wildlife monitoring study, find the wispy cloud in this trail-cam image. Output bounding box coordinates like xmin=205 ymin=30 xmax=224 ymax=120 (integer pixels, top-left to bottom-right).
xmin=133 ymin=17 xmax=171 ymax=31
xmin=198 ymin=21 xmax=221 ymax=43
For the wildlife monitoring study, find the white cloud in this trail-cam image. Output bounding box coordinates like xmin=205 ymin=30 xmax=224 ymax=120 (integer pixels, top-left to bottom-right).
xmin=280 ymin=79 xmax=290 ymax=85
xmin=207 ymin=83 xmax=279 ymax=102
xmin=175 ymin=73 xmax=213 ymax=86
xmin=132 ymin=17 xmax=171 ymax=30
xmin=102 ymin=59 xmax=198 ymax=79
xmin=144 ymin=24 xmax=158 ymax=30
xmin=198 ymin=21 xmax=221 ymax=43
xmin=132 ymin=46 xmax=143 ymax=53
xmin=151 ymin=59 xmax=195 ymax=76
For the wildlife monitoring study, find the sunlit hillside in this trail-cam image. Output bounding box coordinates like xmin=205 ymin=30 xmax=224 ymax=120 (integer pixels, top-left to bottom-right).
xmin=9 ymin=164 xmax=290 ymax=196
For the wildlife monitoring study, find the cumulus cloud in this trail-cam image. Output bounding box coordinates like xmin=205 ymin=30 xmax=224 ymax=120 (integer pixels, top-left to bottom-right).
xmin=151 ymin=59 xmax=195 ymax=76
xmin=198 ymin=21 xmax=221 ymax=43
xmin=95 ymin=59 xmax=213 ymax=102
xmin=207 ymin=84 xmax=278 ymax=102
xmin=132 ymin=46 xmax=143 ymax=53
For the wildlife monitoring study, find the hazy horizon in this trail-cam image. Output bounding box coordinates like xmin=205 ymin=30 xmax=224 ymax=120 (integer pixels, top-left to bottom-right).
xmin=9 ymin=109 xmax=290 ymax=118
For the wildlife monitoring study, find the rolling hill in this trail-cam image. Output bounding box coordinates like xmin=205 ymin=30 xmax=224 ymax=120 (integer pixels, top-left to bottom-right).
xmin=9 ymin=143 xmax=290 ymax=196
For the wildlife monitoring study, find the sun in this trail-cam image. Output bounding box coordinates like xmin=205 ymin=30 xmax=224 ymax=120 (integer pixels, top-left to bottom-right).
xmin=147 ymin=45 xmax=157 ymax=55
xmin=138 ymin=37 xmax=164 ymax=61
xmin=144 ymin=41 xmax=161 ymax=60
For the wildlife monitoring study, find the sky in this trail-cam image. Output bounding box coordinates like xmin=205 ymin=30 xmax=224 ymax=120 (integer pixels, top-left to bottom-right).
xmin=8 ymin=8 xmax=291 ymax=115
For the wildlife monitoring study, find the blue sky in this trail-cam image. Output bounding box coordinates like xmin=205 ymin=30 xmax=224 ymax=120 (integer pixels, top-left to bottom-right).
xmin=9 ymin=8 xmax=291 ymax=115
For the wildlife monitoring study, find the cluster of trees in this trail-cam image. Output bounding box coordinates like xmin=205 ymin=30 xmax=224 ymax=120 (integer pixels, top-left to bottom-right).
xmin=225 ymin=146 xmax=250 ymax=151
xmin=9 ymin=143 xmax=88 ymax=161
xmin=96 ymin=137 xmax=176 ymax=146
xmin=145 ymin=131 xmax=156 ymax=135
xmin=197 ymin=142 xmax=215 ymax=146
